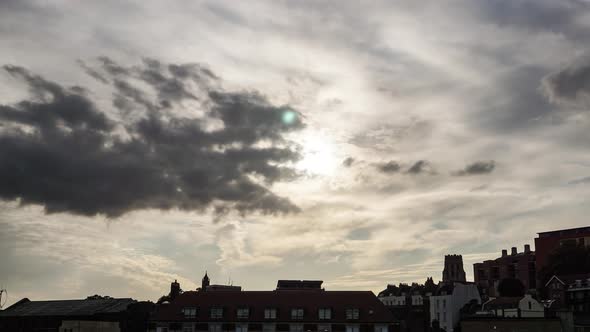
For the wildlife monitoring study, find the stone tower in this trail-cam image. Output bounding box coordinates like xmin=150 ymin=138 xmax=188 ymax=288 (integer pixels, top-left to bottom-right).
xmin=442 ymin=254 xmax=466 ymax=282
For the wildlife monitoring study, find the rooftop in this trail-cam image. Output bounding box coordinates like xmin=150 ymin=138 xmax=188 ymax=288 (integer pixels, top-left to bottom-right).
xmin=0 ymin=298 xmax=136 ymax=317
xmin=537 ymin=226 xmax=590 ymax=238
xmin=153 ymin=290 xmax=394 ymax=323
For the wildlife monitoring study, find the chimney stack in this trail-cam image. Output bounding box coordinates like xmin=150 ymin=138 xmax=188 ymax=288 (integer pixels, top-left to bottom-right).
xmin=524 ymin=244 xmax=531 ymax=253
xmin=511 ymin=247 xmax=517 ymax=255
xmin=502 ymin=249 xmax=507 ymax=257
xmin=170 ymin=279 xmax=181 ymax=300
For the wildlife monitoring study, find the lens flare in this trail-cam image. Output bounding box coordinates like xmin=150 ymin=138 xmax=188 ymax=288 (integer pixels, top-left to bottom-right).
xmin=282 ymin=110 xmax=297 ymax=125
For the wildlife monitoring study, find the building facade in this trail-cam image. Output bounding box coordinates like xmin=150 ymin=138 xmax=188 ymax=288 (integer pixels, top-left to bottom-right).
xmin=535 ymin=226 xmax=590 ymax=278
xmin=460 ymin=317 xmax=563 ymax=332
xmin=151 ymin=280 xmax=396 ymax=332
xmin=378 ymin=283 xmax=432 ymax=332
xmin=482 ymin=294 xmax=544 ymax=318
xmin=473 ymin=245 xmax=536 ymax=298
xmin=429 ymin=282 xmax=481 ymax=332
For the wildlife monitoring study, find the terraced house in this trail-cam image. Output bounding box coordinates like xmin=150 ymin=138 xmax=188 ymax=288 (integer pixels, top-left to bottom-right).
xmin=150 ymin=279 xmax=397 ymax=332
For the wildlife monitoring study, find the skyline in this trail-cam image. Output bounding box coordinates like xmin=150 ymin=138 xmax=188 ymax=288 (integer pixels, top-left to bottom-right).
xmin=2 ymin=0 xmax=590 ymax=306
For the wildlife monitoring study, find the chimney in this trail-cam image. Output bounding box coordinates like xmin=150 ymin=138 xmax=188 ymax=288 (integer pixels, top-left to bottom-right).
xmin=170 ymin=279 xmax=181 ymax=300
xmin=511 ymin=247 xmax=517 ymax=255
xmin=501 ymin=249 xmax=507 ymax=257
xmin=524 ymin=244 xmax=531 ymax=253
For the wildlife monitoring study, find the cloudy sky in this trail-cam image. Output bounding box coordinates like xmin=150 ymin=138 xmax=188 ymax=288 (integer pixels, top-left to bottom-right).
xmin=2 ymin=0 xmax=590 ymax=305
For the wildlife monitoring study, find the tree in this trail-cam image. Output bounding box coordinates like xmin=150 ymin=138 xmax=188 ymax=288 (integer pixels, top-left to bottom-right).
xmin=497 ymin=278 xmax=525 ymax=297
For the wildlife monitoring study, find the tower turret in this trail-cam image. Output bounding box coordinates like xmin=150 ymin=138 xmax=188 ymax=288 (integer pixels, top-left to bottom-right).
xmin=202 ymin=271 xmax=210 ymax=290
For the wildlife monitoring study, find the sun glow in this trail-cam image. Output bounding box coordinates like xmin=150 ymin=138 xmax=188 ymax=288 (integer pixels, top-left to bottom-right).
xmin=296 ymin=132 xmax=339 ymax=176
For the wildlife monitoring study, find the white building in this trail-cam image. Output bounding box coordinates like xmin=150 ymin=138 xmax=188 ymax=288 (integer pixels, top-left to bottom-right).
xmin=430 ymin=282 xmax=481 ymax=332
xmin=482 ymin=294 xmax=545 ymax=318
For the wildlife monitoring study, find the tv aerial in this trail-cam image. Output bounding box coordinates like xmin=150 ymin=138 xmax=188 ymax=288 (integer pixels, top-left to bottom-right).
xmin=0 ymin=288 xmax=7 ymax=309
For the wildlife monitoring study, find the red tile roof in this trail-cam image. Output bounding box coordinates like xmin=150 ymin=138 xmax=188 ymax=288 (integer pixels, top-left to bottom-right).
xmin=153 ymin=290 xmax=395 ymax=323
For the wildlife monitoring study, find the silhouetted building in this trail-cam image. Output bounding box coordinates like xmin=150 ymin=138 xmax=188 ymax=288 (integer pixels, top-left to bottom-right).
xmin=203 ymin=272 xmax=211 ymax=289
xmin=544 ymin=275 xmax=580 ymax=309
xmin=158 ymin=280 xmax=184 ymax=304
xmin=566 ymin=277 xmax=590 ymax=314
xmin=473 ymin=245 xmax=536 ymax=298
xmin=199 ymin=272 xmax=242 ymax=292
xmin=378 ymin=281 xmax=431 ymax=332
xmin=535 ymin=227 xmax=590 ymax=280
xmin=442 ymin=255 xmax=466 ymax=283
xmin=276 ymin=280 xmax=323 ymax=291
xmin=171 ymin=280 xmax=181 ymax=300
xmin=151 ymin=280 xmax=398 ymax=332
xmin=481 ymin=294 xmax=544 ymax=318
xmin=460 ymin=317 xmax=562 ymax=332
xmin=0 ymin=296 xmax=154 ymax=332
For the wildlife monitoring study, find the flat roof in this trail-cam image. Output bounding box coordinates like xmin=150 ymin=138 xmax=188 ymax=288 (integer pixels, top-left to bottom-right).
xmin=537 ymin=226 xmax=590 ymax=236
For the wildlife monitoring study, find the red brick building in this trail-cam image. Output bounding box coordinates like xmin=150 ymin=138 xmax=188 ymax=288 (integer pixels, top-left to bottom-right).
xmin=534 ymin=226 xmax=590 ymax=276
xmin=473 ymin=245 xmax=536 ymax=298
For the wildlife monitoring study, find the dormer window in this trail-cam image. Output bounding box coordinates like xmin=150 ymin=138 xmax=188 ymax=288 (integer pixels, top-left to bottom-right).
xmin=182 ymin=307 xmax=197 ymax=318
xmin=291 ymin=308 xmax=304 ymax=319
xmin=319 ymin=308 xmax=332 ymax=320
xmin=345 ymin=308 xmax=359 ymax=320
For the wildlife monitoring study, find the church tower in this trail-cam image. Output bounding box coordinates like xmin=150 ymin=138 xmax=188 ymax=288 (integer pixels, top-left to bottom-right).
xmin=442 ymin=254 xmax=466 ymax=282
xmin=202 ymin=271 xmax=210 ymax=290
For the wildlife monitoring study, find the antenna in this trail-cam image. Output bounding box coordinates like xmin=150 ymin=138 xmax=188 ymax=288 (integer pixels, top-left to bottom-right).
xmin=0 ymin=288 xmax=7 ymax=309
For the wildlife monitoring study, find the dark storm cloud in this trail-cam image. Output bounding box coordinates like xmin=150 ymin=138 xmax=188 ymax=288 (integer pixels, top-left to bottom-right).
xmin=376 ymin=161 xmax=400 ymax=173
xmin=474 ymin=0 xmax=590 ymax=42
xmin=0 ymin=59 xmax=304 ymax=218
xmin=453 ymin=160 xmax=496 ymax=176
xmin=406 ymin=160 xmax=434 ymax=175
xmin=77 ymin=60 xmax=109 ymax=84
xmin=542 ymin=57 xmax=590 ymax=107
xmin=342 ymin=157 xmax=354 ymax=167
xmin=568 ymin=176 xmax=590 ymax=185
xmin=474 ymin=66 xmax=554 ymax=133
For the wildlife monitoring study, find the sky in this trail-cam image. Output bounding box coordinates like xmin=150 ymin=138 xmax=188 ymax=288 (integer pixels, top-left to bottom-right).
xmin=1 ymin=0 xmax=590 ymax=306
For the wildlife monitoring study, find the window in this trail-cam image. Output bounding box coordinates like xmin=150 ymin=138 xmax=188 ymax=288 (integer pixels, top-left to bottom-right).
xmin=346 ymin=308 xmax=359 ymax=320
xmin=319 ymin=325 xmax=331 ymax=332
xmin=211 ymin=307 xmax=223 ymax=319
xmin=236 ymin=324 xmax=248 ymax=332
xmin=237 ymin=308 xmax=250 ymax=319
xmin=290 ymin=324 xmax=304 ymax=332
xmin=319 ymin=308 xmax=332 ymax=320
xmin=265 ymin=308 xmax=277 ymax=319
xmin=374 ymin=325 xmax=387 ymax=332
xmin=291 ymin=308 xmax=304 ymax=319
xmin=183 ymin=307 xmax=198 ymax=319
xmin=209 ymin=324 xmax=222 ymax=332
xmin=442 ymin=299 xmax=446 ymax=309
xmin=263 ymin=324 xmax=276 ymax=332
xmin=345 ymin=325 xmax=359 ymax=332
xmin=528 ymin=301 xmax=532 ymax=310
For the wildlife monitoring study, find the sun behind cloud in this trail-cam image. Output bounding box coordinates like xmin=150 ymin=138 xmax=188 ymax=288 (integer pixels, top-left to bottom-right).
xmin=296 ymin=132 xmax=339 ymax=176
